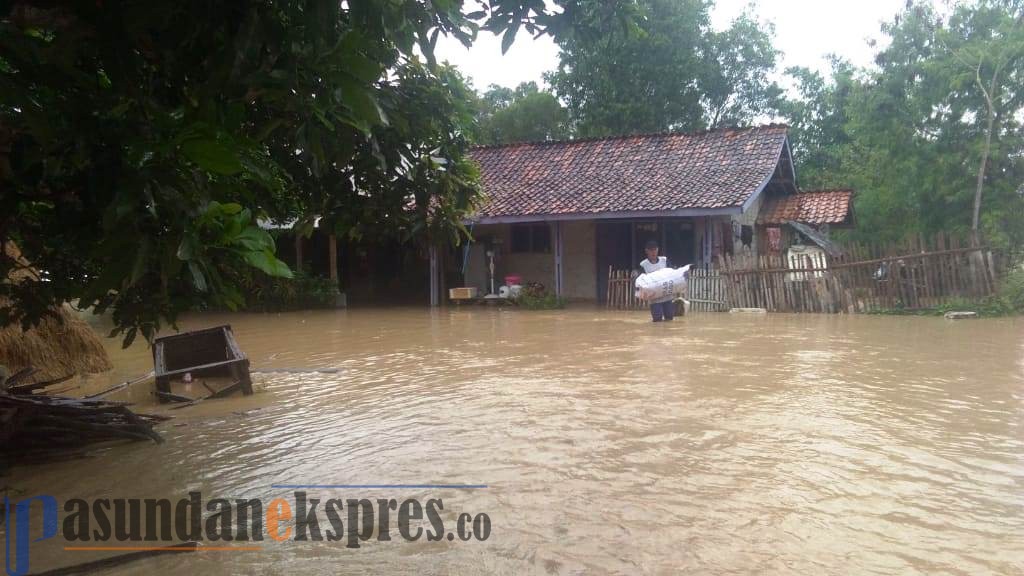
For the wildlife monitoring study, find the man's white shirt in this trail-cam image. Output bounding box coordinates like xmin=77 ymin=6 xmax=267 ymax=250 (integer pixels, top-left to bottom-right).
xmin=640 ymin=256 xmax=667 ymax=274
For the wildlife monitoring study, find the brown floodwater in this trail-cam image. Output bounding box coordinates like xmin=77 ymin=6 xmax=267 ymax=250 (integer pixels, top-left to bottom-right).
xmin=3 ymin=308 xmax=1023 ymax=575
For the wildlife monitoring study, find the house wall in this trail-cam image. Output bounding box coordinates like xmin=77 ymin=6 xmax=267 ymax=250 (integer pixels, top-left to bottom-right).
xmin=462 ymin=221 xmax=597 ymax=300
xmin=731 ymin=192 xmax=762 ymax=256
xmin=504 ymin=244 xmax=556 ymax=290
xmin=561 ymin=220 xmax=596 ymax=299
xmin=464 ymin=235 xmax=492 ymax=294
xmin=464 ymin=223 xmax=556 ymax=294
xmin=695 ymin=216 xmax=731 ymax=265
xmin=465 ymin=208 xmax=786 ymax=298
xmin=689 ymin=194 xmax=764 ymax=265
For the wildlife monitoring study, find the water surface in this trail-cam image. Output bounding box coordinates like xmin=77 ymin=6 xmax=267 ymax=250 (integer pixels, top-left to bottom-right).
xmin=4 ymin=308 xmax=1023 ymax=574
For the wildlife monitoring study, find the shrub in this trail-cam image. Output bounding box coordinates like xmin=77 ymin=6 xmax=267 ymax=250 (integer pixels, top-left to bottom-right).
xmin=230 ymin=270 xmax=339 ymax=311
xmin=997 ymin=266 xmax=1024 ymax=313
xmin=515 ymin=283 xmax=565 ymax=310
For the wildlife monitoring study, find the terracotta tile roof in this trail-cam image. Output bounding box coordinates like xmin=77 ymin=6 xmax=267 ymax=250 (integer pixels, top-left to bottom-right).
xmin=468 ymin=125 xmax=790 ymax=220
xmin=758 ymin=189 xmax=854 ymax=226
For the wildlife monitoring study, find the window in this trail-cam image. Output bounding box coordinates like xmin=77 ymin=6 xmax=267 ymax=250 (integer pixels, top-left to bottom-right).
xmin=510 ymin=224 xmax=551 ymax=253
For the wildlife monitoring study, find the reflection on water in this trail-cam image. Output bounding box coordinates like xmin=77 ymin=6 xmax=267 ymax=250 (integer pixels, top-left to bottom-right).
xmin=3 ymin=308 xmax=1023 ymax=574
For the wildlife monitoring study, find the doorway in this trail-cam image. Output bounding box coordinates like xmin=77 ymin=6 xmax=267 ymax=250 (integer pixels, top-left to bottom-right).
xmin=631 ymin=220 xmax=697 ymax=268
xmin=595 ymin=222 xmax=632 ymax=303
xmin=595 ymin=220 xmax=697 ymax=302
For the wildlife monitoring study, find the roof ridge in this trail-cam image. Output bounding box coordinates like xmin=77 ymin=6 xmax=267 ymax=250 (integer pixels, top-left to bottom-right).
xmin=469 ymin=123 xmax=789 ymax=151
xmin=797 ymin=188 xmax=855 ymax=194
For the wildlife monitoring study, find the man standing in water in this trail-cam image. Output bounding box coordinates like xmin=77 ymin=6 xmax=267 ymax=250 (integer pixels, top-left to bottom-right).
xmin=640 ymin=240 xmax=674 ymax=322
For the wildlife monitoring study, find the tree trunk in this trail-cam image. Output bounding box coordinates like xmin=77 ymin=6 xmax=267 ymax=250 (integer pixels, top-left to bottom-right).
xmin=972 ymin=105 xmax=995 ymax=247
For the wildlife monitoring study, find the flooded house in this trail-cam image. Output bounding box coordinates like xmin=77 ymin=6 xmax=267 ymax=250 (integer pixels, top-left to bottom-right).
xmin=263 ymin=124 xmax=854 ymax=306
xmin=455 ymin=124 xmax=855 ymax=303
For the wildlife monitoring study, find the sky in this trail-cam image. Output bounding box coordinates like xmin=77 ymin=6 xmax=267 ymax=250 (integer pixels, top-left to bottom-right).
xmin=435 ymin=0 xmax=912 ymax=92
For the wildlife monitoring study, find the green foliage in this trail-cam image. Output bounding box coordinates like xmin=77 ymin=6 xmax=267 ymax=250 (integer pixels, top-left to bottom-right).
xmin=545 ymin=0 xmax=783 ymax=136
xmin=475 ymin=82 xmax=569 ymax=144
xmin=997 ymin=266 xmax=1024 ymax=312
xmin=230 ymin=271 xmax=339 ymax=312
xmin=514 ymin=282 xmax=566 ymax=309
xmin=0 ymin=0 xmax=599 ymax=345
xmin=870 ymin=297 xmax=1013 ymax=317
xmin=784 ymin=1 xmax=1024 ymax=250
xmin=868 ymin=266 xmax=1024 ymax=317
xmin=515 ymin=291 xmax=566 ymax=310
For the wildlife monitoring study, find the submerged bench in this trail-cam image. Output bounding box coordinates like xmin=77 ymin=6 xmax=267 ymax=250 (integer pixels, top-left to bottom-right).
xmin=152 ymin=325 xmax=253 ymax=403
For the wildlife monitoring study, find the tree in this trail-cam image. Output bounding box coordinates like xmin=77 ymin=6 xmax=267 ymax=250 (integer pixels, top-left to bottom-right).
xmin=545 ymin=0 xmax=782 ymax=137
xmin=780 ymin=59 xmax=856 ymax=187
xmin=475 ymin=81 xmax=569 ymax=144
xmin=939 ymin=2 xmax=1024 ymax=245
xmin=0 ymin=0 xmax=615 ymax=345
xmin=781 ymin=0 xmax=1024 ymax=248
xmin=700 ymin=11 xmax=784 ymax=127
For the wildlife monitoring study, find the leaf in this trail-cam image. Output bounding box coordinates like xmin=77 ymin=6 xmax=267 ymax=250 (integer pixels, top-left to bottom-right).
xmin=122 ymin=326 xmax=137 ymax=349
xmin=339 ymin=80 xmax=384 ymax=131
xmin=232 ymin=226 xmax=273 ymax=252
xmin=188 ymin=261 xmax=208 ymax=292
xmin=501 ymin=24 xmax=519 ymax=54
xmin=244 ymin=250 xmax=293 ymax=278
xmin=181 ymin=138 xmax=243 ymax=175
xmin=341 ymin=53 xmax=383 ymax=84
xmin=313 ymin=108 xmax=335 ymax=131
xmin=220 ymin=284 xmax=244 ymax=311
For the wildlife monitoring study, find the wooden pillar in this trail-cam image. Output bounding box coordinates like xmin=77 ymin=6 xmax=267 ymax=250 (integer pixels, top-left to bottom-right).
xmin=660 ymin=219 xmax=668 ymax=264
xmin=629 ymin=222 xmax=636 ymax=267
xmin=702 ymin=217 xmax=713 ymax=264
xmin=328 ymin=233 xmax=338 ymax=283
xmin=294 ymin=235 xmax=303 ymax=273
xmin=553 ymin=221 xmax=564 ymax=297
xmin=438 ymin=248 xmax=447 ymax=307
xmin=429 ymin=244 xmax=439 ymax=307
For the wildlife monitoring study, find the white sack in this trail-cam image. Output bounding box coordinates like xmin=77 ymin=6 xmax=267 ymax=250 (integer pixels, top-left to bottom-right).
xmin=635 ymin=264 xmax=691 ymax=301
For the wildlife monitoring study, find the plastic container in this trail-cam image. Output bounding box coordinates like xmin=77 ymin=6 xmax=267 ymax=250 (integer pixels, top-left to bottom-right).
xmin=504 ymin=274 xmax=522 ymax=286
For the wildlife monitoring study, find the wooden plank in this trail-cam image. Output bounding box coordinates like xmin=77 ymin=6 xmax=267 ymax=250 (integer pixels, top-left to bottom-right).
xmin=606 ymin=266 xmax=612 ymax=307
xmin=206 ymin=380 xmax=245 ymax=400
xmin=84 ymin=371 xmax=155 ymax=400
xmin=156 ymin=390 xmax=195 ymax=403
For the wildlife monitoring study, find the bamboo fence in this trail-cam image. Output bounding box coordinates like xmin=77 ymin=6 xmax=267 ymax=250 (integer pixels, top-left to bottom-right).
xmin=606 ymin=233 xmax=1007 ymax=313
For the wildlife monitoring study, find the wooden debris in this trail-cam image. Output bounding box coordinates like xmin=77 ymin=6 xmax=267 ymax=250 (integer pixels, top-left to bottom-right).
xmin=205 ymin=380 xmax=245 ymax=400
xmin=156 ymin=390 xmax=196 ymax=404
xmin=0 ymin=391 xmax=168 ymax=464
xmin=164 ymin=379 xmax=244 ymax=410
xmin=153 ymin=325 xmax=252 ymax=403
xmin=1 ymin=366 xmax=38 ymax=391
xmin=84 ymin=370 xmax=155 ymax=400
